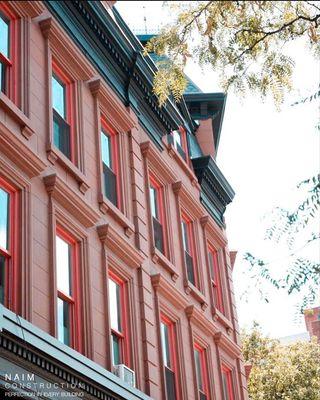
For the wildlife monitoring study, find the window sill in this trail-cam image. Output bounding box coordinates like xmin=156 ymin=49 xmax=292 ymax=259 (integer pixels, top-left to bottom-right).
xmin=163 ymin=137 xmax=199 ymax=188
xmin=0 ymin=92 xmax=34 ymax=139
xmin=151 ymin=247 xmax=179 ymax=282
xmin=184 ymin=281 xmax=208 ymax=310
xmin=212 ymin=306 xmax=233 ymax=331
xmin=98 ymin=193 xmax=134 ymax=237
xmin=46 ymin=145 xmax=89 ymax=194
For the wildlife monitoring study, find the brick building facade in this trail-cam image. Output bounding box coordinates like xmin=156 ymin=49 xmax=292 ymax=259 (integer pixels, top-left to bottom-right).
xmin=305 ymin=307 xmax=320 ymax=342
xmin=0 ymin=1 xmax=248 ymax=399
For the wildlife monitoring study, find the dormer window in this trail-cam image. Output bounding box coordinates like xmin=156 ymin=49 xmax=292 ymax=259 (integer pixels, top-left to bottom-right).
xmin=171 ymin=130 xmax=187 ymax=161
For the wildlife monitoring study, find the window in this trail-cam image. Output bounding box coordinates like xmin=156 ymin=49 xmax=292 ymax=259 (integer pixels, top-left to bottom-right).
xmin=101 ymin=121 xmax=120 ymax=208
xmin=171 ymin=129 xmax=187 ymax=161
xmin=160 ymin=317 xmax=179 ymax=400
xmin=181 ymin=217 xmax=197 ymax=287
xmin=108 ymin=274 xmax=128 ymax=366
xmin=208 ymin=246 xmax=224 ymax=313
xmin=55 ymin=230 xmax=79 ymax=348
xmin=0 ymin=182 xmax=12 ymax=306
xmin=52 ymin=69 xmax=73 ymax=160
xmin=194 ymin=344 xmax=209 ymax=400
xmin=149 ymin=178 xmax=166 ymax=255
xmin=222 ymin=366 xmax=234 ymax=400
xmin=0 ymin=12 xmax=10 ymax=94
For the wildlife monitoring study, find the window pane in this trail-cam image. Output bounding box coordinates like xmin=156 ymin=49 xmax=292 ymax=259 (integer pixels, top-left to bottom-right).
xmin=57 ymin=297 xmax=70 ymax=345
xmin=0 ymin=62 xmax=5 ymax=93
xmin=101 ymin=131 xmax=112 ymax=169
xmin=0 ymin=15 xmax=9 ymax=58
xmin=0 ymin=187 xmax=9 ymax=250
xmin=103 ymin=163 xmax=117 ymax=206
xmin=208 ymin=251 xmax=215 ymax=279
xmin=53 ymin=110 xmax=71 ymax=159
xmin=181 ymin=221 xmax=189 ymax=253
xmin=52 ymin=75 xmax=66 ymax=118
xmin=153 ymin=217 xmax=164 ymax=254
xmin=149 ymin=186 xmax=158 ymax=219
xmin=56 ymin=235 xmax=71 ymax=296
xmin=0 ymin=255 xmax=5 ymax=304
xmin=172 ymin=130 xmax=182 ymax=147
xmin=222 ymin=372 xmax=230 ymax=400
xmin=160 ymin=322 xmax=171 ymax=368
xmin=109 ymin=278 xmax=122 ymax=332
xmin=112 ymin=333 xmax=121 ymax=365
xmin=194 ymin=348 xmax=203 ymax=391
xmin=165 ymin=367 xmax=176 ymax=400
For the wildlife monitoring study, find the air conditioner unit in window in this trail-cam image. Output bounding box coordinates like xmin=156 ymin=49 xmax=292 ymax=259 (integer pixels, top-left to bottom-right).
xmin=113 ymin=364 xmax=136 ymax=388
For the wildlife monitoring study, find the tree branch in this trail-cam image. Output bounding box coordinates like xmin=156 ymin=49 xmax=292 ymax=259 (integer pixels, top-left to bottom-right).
xmin=234 ymin=13 xmax=320 ymax=62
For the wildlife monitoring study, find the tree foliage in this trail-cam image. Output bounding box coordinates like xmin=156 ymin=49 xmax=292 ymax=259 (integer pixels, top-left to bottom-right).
xmin=244 ymin=174 xmax=320 ymax=313
xmin=242 ymin=324 xmax=320 ymax=400
xmin=145 ymin=1 xmax=320 ymax=106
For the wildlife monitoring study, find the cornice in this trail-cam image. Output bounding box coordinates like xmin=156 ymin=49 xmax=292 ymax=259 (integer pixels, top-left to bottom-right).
xmin=88 ymin=77 xmax=136 ymax=132
xmin=0 ymin=121 xmax=46 ymax=178
xmin=192 ymin=156 xmax=235 ymax=206
xmin=43 ymin=1 xmax=189 ymax=144
xmin=140 ymin=140 xmax=177 ymax=184
xmin=97 ymin=223 xmax=144 ymax=268
xmin=214 ymin=331 xmax=242 ymax=358
xmin=43 ymin=173 xmax=99 ymax=228
xmin=151 ymin=273 xmax=189 ymax=310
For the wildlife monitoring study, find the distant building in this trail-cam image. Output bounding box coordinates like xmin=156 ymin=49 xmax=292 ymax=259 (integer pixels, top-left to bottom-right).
xmin=278 ymin=332 xmax=310 ymax=345
xmin=0 ymin=1 xmax=248 ymax=400
xmin=304 ymin=306 xmax=320 ymax=342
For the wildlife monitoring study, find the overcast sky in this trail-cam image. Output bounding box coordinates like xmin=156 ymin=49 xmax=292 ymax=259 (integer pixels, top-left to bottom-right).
xmin=116 ymin=1 xmax=320 ymax=338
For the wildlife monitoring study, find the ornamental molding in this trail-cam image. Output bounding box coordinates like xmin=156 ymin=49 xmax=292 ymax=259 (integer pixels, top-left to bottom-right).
xmin=88 ymin=77 xmax=136 ymax=132
xmin=38 ymin=15 xmax=94 ymax=81
xmin=214 ymin=331 xmax=242 ymax=358
xmin=0 ymin=121 xmax=46 ymax=178
xmin=185 ymin=305 xmax=219 ymax=337
xmin=43 ymin=173 xmax=99 ymax=228
xmin=151 ymin=273 xmax=188 ymax=310
xmin=200 ymin=215 xmax=227 ymax=247
xmin=172 ymin=181 xmax=203 ymax=218
xmin=140 ymin=140 xmax=177 ymax=184
xmin=97 ymin=223 xmax=144 ymax=268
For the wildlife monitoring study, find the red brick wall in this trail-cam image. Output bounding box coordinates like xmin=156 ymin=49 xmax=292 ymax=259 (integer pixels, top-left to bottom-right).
xmin=0 ymin=2 xmax=248 ymax=399
xmin=305 ymin=307 xmax=320 ymax=342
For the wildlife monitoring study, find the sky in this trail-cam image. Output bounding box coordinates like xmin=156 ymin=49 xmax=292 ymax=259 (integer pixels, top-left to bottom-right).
xmin=116 ymin=1 xmax=320 ymax=338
